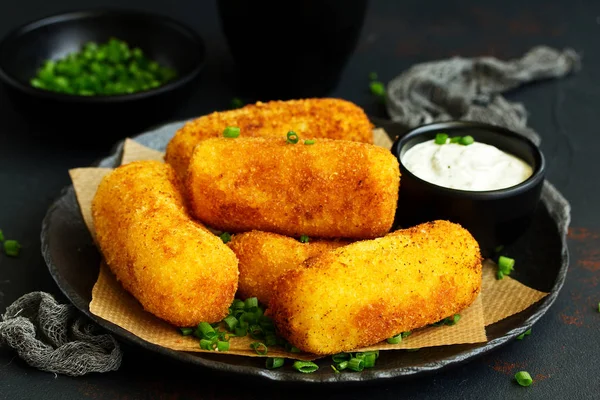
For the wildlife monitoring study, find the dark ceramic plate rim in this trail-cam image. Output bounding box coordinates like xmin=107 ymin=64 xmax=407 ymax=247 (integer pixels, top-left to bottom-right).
xmin=0 ymin=8 xmax=206 ymax=103
xmin=40 ymin=118 xmax=570 ymax=384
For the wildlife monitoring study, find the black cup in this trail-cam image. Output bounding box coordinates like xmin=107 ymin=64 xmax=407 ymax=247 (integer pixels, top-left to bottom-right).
xmin=217 ymin=0 xmax=368 ymax=99
xmin=391 ymin=121 xmax=546 ymax=257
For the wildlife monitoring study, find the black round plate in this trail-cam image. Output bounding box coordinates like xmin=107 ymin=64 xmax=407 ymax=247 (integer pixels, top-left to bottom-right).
xmin=40 ymin=120 xmax=570 ymax=384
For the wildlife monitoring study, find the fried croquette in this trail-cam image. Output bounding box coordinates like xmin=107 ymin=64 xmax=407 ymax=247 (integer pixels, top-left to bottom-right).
xmin=268 ymin=220 xmax=482 ymax=355
xmin=165 ymin=98 xmax=374 ymax=179
xmin=186 ymin=137 xmax=400 ymax=239
xmin=228 ymin=231 xmax=350 ymax=305
xmin=92 ymin=160 xmax=239 ymax=327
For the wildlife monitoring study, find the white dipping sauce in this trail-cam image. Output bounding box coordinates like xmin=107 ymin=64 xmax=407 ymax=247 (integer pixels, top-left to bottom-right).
xmin=402 ymin=139 xmax=533 ymax=191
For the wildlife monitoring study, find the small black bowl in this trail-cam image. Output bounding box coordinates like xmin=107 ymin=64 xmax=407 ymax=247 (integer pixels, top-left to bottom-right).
xmin=391 ymin=121 xmax=545 ymax=256
xmin=0 ymin=9 xmax=205 ymax=137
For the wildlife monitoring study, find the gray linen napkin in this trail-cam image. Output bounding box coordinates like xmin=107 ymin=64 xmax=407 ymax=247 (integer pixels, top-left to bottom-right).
xmin=386 ymin=46 xmax=580 ymax=145
xmin=0 ymin=46 xmax=578 ymax=376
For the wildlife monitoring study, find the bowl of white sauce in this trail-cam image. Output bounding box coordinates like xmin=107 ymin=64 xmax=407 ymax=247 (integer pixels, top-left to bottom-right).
xmin=391 ymin=121 xmax=545 ymax=255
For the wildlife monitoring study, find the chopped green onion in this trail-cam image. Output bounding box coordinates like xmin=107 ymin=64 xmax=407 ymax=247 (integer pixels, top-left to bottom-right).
xmin=232 ymin=299 xmax=245 ymax=310
xmin=369 ymin=72 xmax=378 ymax=81
xmin=286 ymin=131 xmax=299 ymax=144
xmin=363 ymin=352 xmax=377 ymax=368
xmin=230 ymin=97 xmax=244 ymax=109
xmin=200 ymin=339 xmax=214 ymax=350
xmin=203 ymin=331 xmax=218 ymax=340
xmin=289 ymin=345 xmax=301 ymax=353
xmin=386 ymin=333 xmax=402 ymax=344
xmin=265 ymin=334 xmax=278 ymax=346
xmin=3 ymin=240 xmax=20 ymax=257
xmin=299 ymin=235 xmax=309 ymax=243
xmin=435 ymin=133 xmax=448 ymax=144
xmin=331 ymin=365 xmax=340 ymax=373
xmin=293 ymin=361 xmax=319 ymax=373
xmin=304 ymin=139 xmax=315 ymax=145
xmin=460 ymin=135 xmax=475 ymax=146
xmin=179 ymin=327 xmax=194 ymax=336
xmin=250 ymin=342 xmax=268 ymax=355
xmin=332 ymin=353 xmax=351 ymax=363
xmin=498 ymin=256 xmax=515 ymax=274
xmin=249 ymin=324 xmax=264 ymax=339
xmin=219 ymin=232 xmax=232 ymax=244
xmin=347 ymin=357 xmax=364 ymax=372
xmin=234 ymin=326 xmax=247 ymax=337
xmin=223 ymin=315 xmax=238 ymax=331
xmin=354 ymin=352 xmax=366 ymax=360
xmin=496 ymin=270 xmax=505 ymax=280
xmin=450 ymin=136 xmax=462 ymax=143
xmin=217 ymin=341 xmax=230 ymax=352
xmin=369 ymin=81 xmax=386 ymax=97
xmin=598 ymin=302 xmax=600 ymax=313
xmin=401 ymin=331 xmax=412 ymax=338
xmin=517 ymin=328 xmax=532 ymax=340
xmin=515 ymin=371 xmax=533 ymax=387
xmin=266 ymin=357 xmax=284 ymax=369
xmin=244 ymin=297 xmax=258 ymax=311
xmin=336 ymin=361 xmax=348 ymax=371
xmin=447 ymin=314 xmax=461 ymax=326
xmin=197 ymin=322 xmax=215 ymax=338
xmin=0 ymin=230 xmax=4 ymax=242
xmin=223 ymin=126 xmax=240 ymax=138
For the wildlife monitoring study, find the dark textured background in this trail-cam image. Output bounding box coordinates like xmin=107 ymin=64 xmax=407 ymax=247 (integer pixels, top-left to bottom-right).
xmin=1 ymin=1 xmax=599 ymax=399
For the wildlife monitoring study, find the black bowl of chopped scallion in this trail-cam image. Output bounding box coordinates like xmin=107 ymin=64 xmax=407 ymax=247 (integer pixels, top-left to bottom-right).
xmin=0 ymin=9 xmax=205 ymax=136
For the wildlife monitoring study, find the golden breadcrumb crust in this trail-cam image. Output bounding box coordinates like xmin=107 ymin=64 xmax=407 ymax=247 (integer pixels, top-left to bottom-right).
xmin=268 ymin=220 xmax=483 ymax=355
xmin=186 ymin=137 xmax=400 ymax=239
xmin=91 ymin=161 xmax=239 ymax=327
xmin=228 ymin=231 xmax=350 ymax=305
xmin=165 ymin=98 xmax=374 ymax=179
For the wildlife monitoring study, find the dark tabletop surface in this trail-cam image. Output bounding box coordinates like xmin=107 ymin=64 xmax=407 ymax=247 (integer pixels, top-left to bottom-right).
xmin=1 ymin=0 xmax=599 ymax=399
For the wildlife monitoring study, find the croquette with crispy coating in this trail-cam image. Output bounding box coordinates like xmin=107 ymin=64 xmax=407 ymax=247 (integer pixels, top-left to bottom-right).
xmin=165 ymin=98 xmax=374 ymax=179
xmin=268 ymin=220 xmax=482 ymax=355
xmin=92 ymin=160 xmax=239 ymax=327
xmin=228 ymin=231 xmax=350 ymax=305
xmin=186 ymin=137 xmax=400 ymax=239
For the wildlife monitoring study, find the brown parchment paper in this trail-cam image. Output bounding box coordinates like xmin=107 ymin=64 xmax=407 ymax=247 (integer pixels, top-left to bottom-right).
xmin=69 ymin=131 xmax=547 ymax=359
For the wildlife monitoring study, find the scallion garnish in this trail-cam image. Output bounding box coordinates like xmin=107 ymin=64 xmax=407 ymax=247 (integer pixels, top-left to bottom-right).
xmin=332 ymin=353 xmax=351 ymax=363
xmin=460 ymin=135 xmax=475 ymax=146
xmin=517 ymin=328 xmax=532 ymax=340
xmin=369 ymin=81 xmax=386 ymax=97
xmin=3 ymin=240 xmax=21 ymax=257
xmin=299 ymin=235 xmax=309 ymax=243
xmin=179 ymin=327 xmax=194 ymax=336
xmin=515 ymin=371 xmax=533 ymax=387
xmin=245 ymin=297 xmax=258 ymax=311
xmin=200 ymin=339 xmax=213 ymax=350
xmin=197 ymin=322 xmax=215 ymax=337
xmin=223 ymin=315 xmax=238 ymax=331
xmin=223 ymin=126 xmax=240 ymax=138
xmin=293 ymin=360 xmax=319 ymax=373
xmin=266 ymin=357 xmax=284 ymax=369
xmin=220 ymin=232 xmax=232 ymax=244
xmin=498 ymin=256 xmax=515 ymax=274
xmin=347 ymin=357 xmax=364 ymax=372
xmin=0 ymin=230 xmax=4 ymax=242
xmin=363 ymin=352 xmax=377 ymax=368
xmin=386 ymin=333 xmax=402 ymax=344
xmin=304 ymin=139 xmax=315 ymax=145
xmin=331 ymin=365 xmax=340 ymax=373
xmin=450 ymin=136 xmax=462 ymax=143
xmin=286 ymin=131 xmax=299 ymax=144
xmin=217 ymin=341 xmax=230 ymax=352
xmin=250 ymin=342 xmax=268 ymax=355
xmin=496 ymin=270 xmax=505 ymax=280
xmin=401 ymin=331 xmax=412 ymax=338
xmin=435 ymin=133 xmax=448 ymax=144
